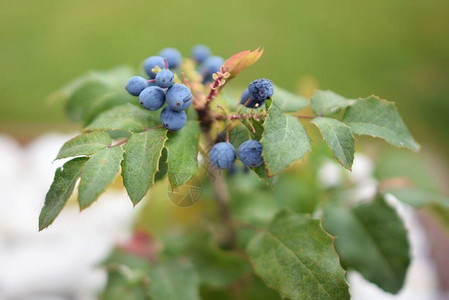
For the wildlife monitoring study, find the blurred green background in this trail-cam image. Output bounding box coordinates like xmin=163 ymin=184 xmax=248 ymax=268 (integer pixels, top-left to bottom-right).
xmin=1 ymin=0 xmax=448 ymax=155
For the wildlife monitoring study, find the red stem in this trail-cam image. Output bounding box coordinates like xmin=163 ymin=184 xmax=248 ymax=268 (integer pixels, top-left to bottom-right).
xmin=205 ymin=74 xmax=223 ymax=109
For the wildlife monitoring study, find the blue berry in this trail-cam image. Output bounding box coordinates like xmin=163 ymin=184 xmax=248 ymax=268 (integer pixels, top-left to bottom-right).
xmin=209 ymin=142 xmax=236 ymax=169
xmin=139 ymin=86 xmax=165 ymax=111
xmin=240 ymin=89 xmax=264 ymax=108
xmin=160 ymin=106 xmax=187 ymax=131
xmin=191 ymin=44 xmax=211 ymax=64
xmin=156 ymin=69 xmax=174 ymax=88
xmin=200 ymin=56 xmax=224 ymax=83
xmin=126 ymin=76 xmax=149 ymax=96
xmin=238 ymin=140 xmax=263 ymax=167
xmin=144 ymin=56 xmax=165 ymax=79
xmin=159 ymin=48 xmax=182 ymax=69
xmin=166 ymin=84 xmax=192 ymax=111
xmin=248 ymin=78 xmax=274 ymax=101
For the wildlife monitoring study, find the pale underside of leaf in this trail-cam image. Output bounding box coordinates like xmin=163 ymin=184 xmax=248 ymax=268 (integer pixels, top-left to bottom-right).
xmin=78 ymin=146 xmax=123 ymax=209
xmin=121 ymin=129 xmax=167 ymax=205
xmin=247 ymin=208 xmax=350 ymax=300
xmin=312 ymin=117 xmax=354 ymax=170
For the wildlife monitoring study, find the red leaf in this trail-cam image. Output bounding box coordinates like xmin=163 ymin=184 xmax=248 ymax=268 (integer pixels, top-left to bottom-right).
xmin=222 ymin=48 xmax=264 ymax=77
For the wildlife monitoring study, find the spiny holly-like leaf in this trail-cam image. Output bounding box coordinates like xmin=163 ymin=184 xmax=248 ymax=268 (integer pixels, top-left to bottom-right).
xmin=78 ymin=146 xmax=123 ymax=209
xmin=222 ymin=48 xmax=264 ymax=78
xmin=343 ymin=96 xmax=420 ymax=151
xmin=166 ymin=121 xmax=201 ymax=187
xmin=273 ymin=84 xmax=309 ymax=112
xmin=247 ymin=208 xmax=350 ymax=300
xmin=312 ymin=117 xmax=354 ymax=169
xmin=261 ymin=104 xmax=311 ymax=176
xmin=56 ymin=131 xmax=112 ymax=160
xmin=121 ymin=129 xmax=167 ymax=205
xmin=146 ymin=260 xmax=201 ymax=300
xmin=39 ymin=157 xmax=88 ymax=230
xmin=85 ymin=89 xmax=135 ymax=125
xmin=322 ymin=195 xmax=410 ymax=294
xmin=86 ymin=103 xmax=159 ymax=133
xmin=311 ymin=90 xmax=354 ymax=116
xmin=386 ymin=188 xmax=449 ymax=208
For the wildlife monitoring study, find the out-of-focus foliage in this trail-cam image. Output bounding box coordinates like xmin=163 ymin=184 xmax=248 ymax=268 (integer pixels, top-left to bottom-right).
xmin=1 ymin=0 xmax=448 ymax=162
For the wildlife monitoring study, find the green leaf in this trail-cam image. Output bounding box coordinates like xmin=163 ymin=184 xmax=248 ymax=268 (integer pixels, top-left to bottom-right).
xmin=272 ymin=84 xmax=309 ymax=112
xmin=48 ymin=66 xmax=133 ymax=103
xmin=146 ymin=260 xmax=200 ymax=300
xmin=242 ymin=118 xmax=265 ymax=141
xmin=154 ymin=148 xmax=168 ymax=182
xmin=248 ymin=208 xmax=349 ymax=300
xmin=311 ymin=90 xmax=354 ymax=116
xmin=39 ymin=157 xmax=88 ymax=230
xmin=62 ymin=67 xmax=133 ymax=122
xmin=100 ymin=250 xmax=152 ymax=300
xmin=261 ymin=104 xmax=311 ymax=176
xmin=374 ymin=151 xmax=435 ymax=190
xmin=386 ymin=188 xmax=449 ymax=208
xmin=191 ymin=246 xmax=252 ymax=288
xmin=121 ymin=129 xmax=167 ymax=205
xmin=65 ymin=81 xmax=113 ymax=122
xmin=228 ymin=125 xmax=251 ymax=149
xmin=86 ymin=103 xmax=159 ymax=133
xmin=312 ymin=117 xmax=354 ymax=169
xmin=250 ymin=164 xmax=274 ymax=184
xmin=56 ymin=131 xmax=111 ymax=159
xmin=322 ymin=195 xmax=410 ymax=294
xmin=78 ymin=146 xmax=123 ymax=209
xmin=343 ymin=96 xmax=420 ymax=151
xmin=85 ymin=89 xmax=135 ymax=125
xmin=166 ymin=121 xmax=201 ymax=187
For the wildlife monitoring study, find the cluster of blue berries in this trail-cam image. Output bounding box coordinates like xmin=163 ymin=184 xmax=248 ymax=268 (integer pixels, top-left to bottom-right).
xmin=191 ymin=45 xmax=224 ymax=83
xmin=240 ymin=78 xmax=274 ymax=108
xmin=125 ymin=48 xmax=192 ymax=131
xmin=209 ymin=140 xmax=263 ymax=169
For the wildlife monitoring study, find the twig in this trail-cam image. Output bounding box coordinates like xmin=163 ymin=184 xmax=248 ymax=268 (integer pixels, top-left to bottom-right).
xmin=204 ymin=132 xmax=237 ymax=249
xmin=204 ymin=68 xmax=230 ymax=109
xmin=214 ymin=112 xmax=267 ymax=121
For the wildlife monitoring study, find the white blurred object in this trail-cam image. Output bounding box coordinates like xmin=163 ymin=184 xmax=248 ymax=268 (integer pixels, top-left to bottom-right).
xmin=0 ymin=134 xmax=137 ymax=299
xmin=348 ymin=153 xmax=374 ymax=184
xmin=318 ymin=160 xmax=343 ymax=188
